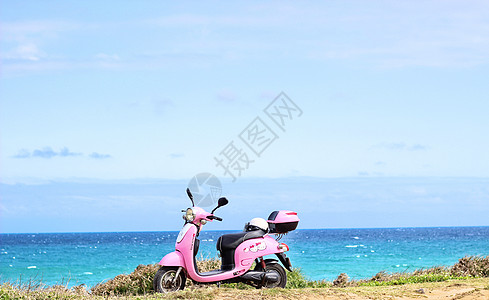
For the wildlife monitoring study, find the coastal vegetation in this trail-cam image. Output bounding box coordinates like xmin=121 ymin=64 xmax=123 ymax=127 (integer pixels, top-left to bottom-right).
xmin=1 ymin=256 xmax=488 ymax=299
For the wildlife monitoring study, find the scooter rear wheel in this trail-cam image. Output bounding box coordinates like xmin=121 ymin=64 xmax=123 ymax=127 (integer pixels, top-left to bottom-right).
xmin=256 ymin=262 xmax=287 ymax=288
xmin=153 ymin=266 xmax=186 ymax=293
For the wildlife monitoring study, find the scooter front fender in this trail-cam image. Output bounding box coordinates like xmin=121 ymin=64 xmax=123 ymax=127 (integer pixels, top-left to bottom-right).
xmin=159 ymin=251 xmax=185 ymax=268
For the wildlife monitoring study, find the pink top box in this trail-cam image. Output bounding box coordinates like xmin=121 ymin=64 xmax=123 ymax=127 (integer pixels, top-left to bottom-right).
xmin=267 ymin=210 xmax=299 ymax=234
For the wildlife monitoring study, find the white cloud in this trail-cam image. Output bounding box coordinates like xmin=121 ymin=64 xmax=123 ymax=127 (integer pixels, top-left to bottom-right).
xmin=2 ymin=1 xmax=489 ymax=76
xmin=94 ymin=53 xmax=120 ymax=61
xmin=373 ymin=143 xmax=429 ymax=151
xmin=216 ymin=89 xmax=238 ymax=102
xmin=89 ymin=152 xmax=111 ymax=159
xmin=1 ymin=20 xmax=83 ymax=40
xmin=3 ymin=43 xmax=43 ymax=61
xmin=135 ymin=3 xmax=489 ymax=68
xmin=145 ymin=13 xmax=276 ymax=28
xmin=169 ymin=153 xmax=184 ymax=159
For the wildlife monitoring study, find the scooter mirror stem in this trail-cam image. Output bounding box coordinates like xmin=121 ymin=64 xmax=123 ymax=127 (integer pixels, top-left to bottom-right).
xmin=186 ymin=188 xmax=195 ymax=207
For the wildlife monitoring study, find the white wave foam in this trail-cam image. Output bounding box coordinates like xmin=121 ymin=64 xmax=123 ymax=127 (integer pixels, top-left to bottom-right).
xmin=27 ymin=266 xmax=36 ymax=269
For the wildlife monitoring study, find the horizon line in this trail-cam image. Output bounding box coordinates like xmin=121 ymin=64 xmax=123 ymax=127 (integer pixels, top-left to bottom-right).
xmin=2 ymin=225 xmax=488 ymax=235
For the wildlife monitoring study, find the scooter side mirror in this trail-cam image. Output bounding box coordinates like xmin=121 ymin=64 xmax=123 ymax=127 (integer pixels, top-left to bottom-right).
xmin=218 ymin=197 xmax=228 ymax=207
xmin=211 ymin=197 xmax=228 ymax=214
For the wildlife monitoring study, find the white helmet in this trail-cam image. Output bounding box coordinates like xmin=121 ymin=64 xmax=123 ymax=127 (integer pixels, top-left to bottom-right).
xmin=246 ymin=217 xmax=269 ymax=232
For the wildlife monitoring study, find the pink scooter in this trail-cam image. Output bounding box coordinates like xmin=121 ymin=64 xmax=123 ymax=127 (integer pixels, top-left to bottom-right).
xmin=153 ymin=188 xmax=299 ymax=292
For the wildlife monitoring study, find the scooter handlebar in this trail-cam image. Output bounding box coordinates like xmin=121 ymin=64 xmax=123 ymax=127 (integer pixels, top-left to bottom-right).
xmin=208 ymin=215 xmax=223 ymax=221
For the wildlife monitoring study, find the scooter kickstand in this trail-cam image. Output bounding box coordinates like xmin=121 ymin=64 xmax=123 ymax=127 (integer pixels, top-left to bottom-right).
xmin=173 ymin=267 xmax=182 ymax=284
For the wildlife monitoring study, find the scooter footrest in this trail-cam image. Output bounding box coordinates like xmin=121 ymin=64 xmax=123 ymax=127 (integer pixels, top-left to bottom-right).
xmin=199 ymin=269 xmax=227 ymax=276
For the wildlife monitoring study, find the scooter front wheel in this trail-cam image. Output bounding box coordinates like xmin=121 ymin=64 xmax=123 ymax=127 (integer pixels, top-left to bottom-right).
xmin=153 ymin=266 xmax=186 ymax=293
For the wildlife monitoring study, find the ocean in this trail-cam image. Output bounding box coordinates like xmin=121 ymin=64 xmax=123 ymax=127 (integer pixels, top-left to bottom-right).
xmin=1 ymin=227 xmax=488 ymax=287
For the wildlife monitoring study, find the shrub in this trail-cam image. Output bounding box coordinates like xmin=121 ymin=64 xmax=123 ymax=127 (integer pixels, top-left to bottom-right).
xmin=333 ymin=273 xmax=349 ymax=287
xmin=286 ymin=268 xmax=330 ymax=288
xmin=286 ymin=268 xmax=311 ymax=288
xmin=91 ymin=263 xmax=159 ymax=296
xmin=91 ymin=258 xmax=222 ymax=296
xmin=196 ymin=258 xmax=221 ymax=273
xmin=451 ymin=256 xmax=489 ymax=277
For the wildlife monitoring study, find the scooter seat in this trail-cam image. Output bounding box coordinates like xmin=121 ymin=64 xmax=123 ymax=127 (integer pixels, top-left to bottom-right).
xmin=217 ymin=229 xmax=266 ymax=252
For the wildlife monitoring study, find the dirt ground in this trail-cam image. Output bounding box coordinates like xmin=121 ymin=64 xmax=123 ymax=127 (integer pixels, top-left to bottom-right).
xmin=206 ymin=278 xmax=489 ymax=300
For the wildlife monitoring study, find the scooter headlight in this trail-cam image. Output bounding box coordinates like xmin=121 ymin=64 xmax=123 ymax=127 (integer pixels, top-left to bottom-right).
xmin=185 ymin=208 xmax=195 ymax=222
xmin=200 ymin=219 xmax=207 ymax=225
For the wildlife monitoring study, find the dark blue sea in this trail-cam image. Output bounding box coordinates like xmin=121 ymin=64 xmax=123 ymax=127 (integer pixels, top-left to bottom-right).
xmin=1 ymin=227 xmax=489 ymax=287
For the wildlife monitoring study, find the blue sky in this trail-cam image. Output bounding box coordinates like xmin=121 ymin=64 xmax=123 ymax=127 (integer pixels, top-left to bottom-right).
xmin=1 ymin=1 xmax=489 ymax=232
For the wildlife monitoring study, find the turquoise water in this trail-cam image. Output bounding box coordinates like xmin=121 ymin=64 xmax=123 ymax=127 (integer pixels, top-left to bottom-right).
xmin=1 ymin=227 xmax=488 ymax=287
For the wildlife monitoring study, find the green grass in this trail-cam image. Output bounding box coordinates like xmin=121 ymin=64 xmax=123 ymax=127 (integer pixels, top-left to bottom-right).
xmin=358 ymin=273 xmax=471 ymax=286
xmin=286 ymin=268 xmax=330 ymax=288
